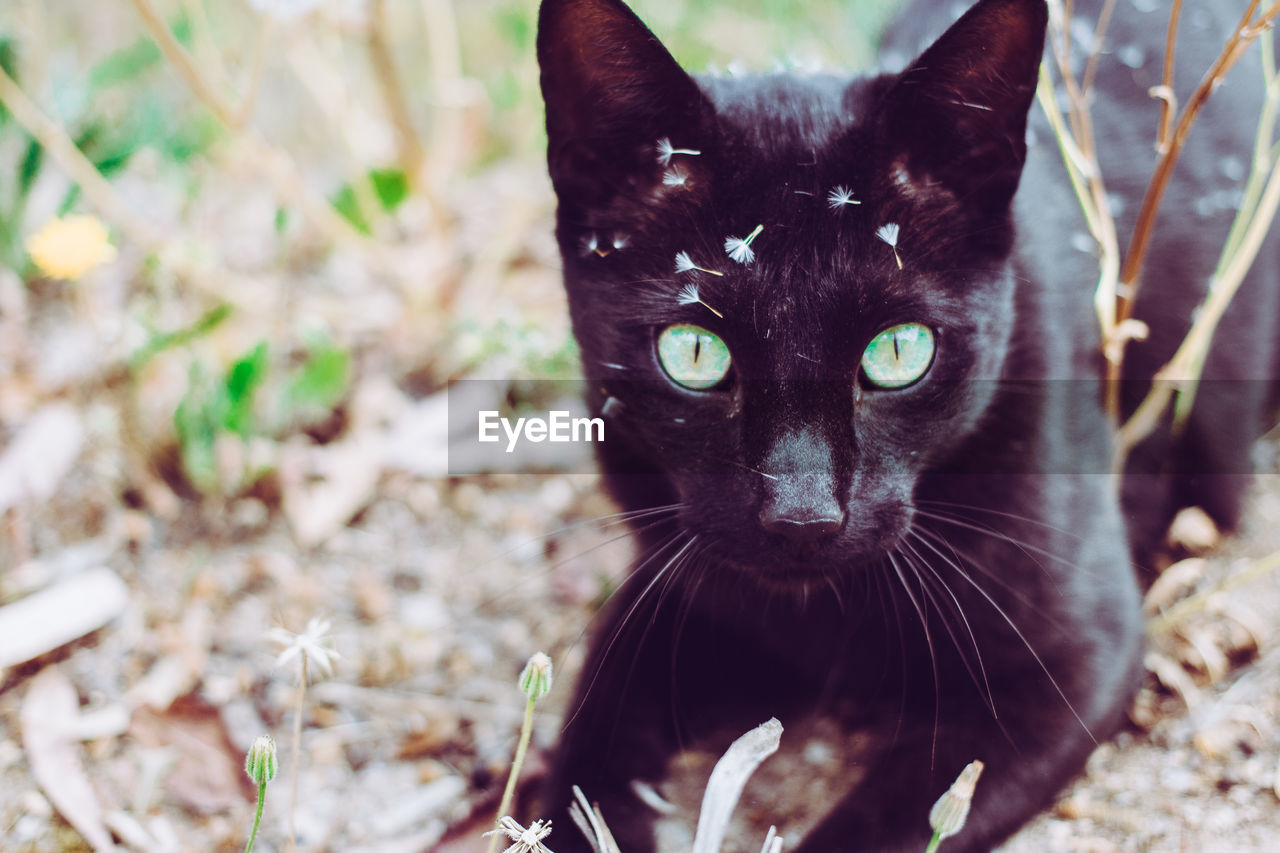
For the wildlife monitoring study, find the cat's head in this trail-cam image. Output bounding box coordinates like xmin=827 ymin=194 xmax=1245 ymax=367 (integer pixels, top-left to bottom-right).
xmin=537 ymin=0 xmax=1047 ymax=583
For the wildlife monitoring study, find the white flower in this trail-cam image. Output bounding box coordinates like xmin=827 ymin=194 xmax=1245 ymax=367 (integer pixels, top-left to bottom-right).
xmin=876 ymin=222 xmax=903 ymax=269
xmin=724 ymin=224 xmax=764 ymax=265
xmin=267 ymin=617 xmax=339 ymax=680
xmin=663 ymin=167 xmax=690 ymax=187
xmin=677 ymin=283 xmax=724 ymax=318
xmin=656 ymin=137 xmax=702 ymax=166
xmin=675 ymin=251 xmax=724 ymax=276
xmin=484 ymin=816 xmax=554 ymax=853
xmin=827 ymin=185 xmax=861 ymax=208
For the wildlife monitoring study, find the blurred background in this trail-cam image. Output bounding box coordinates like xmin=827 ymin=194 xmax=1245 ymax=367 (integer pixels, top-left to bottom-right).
xmin=2 ymin=1 xmax=1279 ymax=851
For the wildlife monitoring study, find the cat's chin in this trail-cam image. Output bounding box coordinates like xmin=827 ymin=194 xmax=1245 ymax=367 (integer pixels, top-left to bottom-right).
xmin=719 ymin=544 xmax=890 ymax=589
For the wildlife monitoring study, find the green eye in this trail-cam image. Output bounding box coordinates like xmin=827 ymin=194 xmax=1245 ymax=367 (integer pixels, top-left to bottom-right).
xmin=657 ymin=324 xmax=732 ymax=390
xmin=861 ymin=323 xmax=935 ymax=388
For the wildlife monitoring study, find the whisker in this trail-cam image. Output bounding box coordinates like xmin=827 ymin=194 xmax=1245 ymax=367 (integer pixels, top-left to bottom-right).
xmin=910 ymin=524 xmax=1072 ymax=631
xmin=907 ymin=533 xmax=1098 ymax=744
xmin=901 ymin=535 xmax=997 ymax=718
xmin=917 ymin=498 xmax=1089 ymax=541
xmin=886 ymin=553 xmax=941 ymax=770
xmin=563 ymin=533 xmax=699 ymax=732
xmin=479 ymin=509 xmax=684 ymax=609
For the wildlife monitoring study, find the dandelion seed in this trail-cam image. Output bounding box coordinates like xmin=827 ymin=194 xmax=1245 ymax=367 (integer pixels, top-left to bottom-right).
xmin=725 ymin=224 xmax=764 ymax=265
xmin=675 ymin=251 xmax=725 ymax=277
xmin=484 ymin=816 xmax=554 ymax=853
xmin=612 ymin=234 xmax=630 ymax=251
xmin=656 ymin=137 xmax=702 ymax=166
xmin=580 ymin=233 xmax=600 ymax=257
xmin=827 ymin=185 xmax=861 ymax=208
xmin=677 ymin=283 xmax=724 ymax=318
xmin=877 ymin=222 xmax=903 ymax=269
xmin=663 ymin=167 xmax=690 ymax=187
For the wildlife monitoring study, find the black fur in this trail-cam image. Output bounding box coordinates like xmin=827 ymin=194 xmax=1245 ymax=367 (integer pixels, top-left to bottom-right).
xmin=536 ymin=1 xmax=1280 ymax=850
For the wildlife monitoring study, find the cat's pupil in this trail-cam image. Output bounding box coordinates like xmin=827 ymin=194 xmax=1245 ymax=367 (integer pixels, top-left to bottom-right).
xmin=656 ymin=323 xmax=732 ymax=390
xmin=861 ymin=323 xmax=935 ymax=389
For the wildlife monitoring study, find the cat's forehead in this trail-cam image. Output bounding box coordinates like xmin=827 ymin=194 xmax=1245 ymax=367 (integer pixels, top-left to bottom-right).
xmin=695 ymin=72 xmax=865 ymax=153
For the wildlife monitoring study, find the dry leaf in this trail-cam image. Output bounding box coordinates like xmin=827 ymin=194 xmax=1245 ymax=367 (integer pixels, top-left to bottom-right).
xmin=21 ymin=666 xmax=121 ymax=852
xmin=0 ymin=566 xmax=129 ymax=669
xmin=1144 ymin=651 xmax=1203 ymax=710
xmin=0 ymin=402 xmax=86 ymax=513
xmin=128 ymin=694 xmax=255 ymax=815
xmin=281 ymin=434 xmax=382 ymax=548
xmin=1168 ymin=506 xmax=1220 ymax=553
xmin=1144 ymin=558 xmax=1207 ymax=617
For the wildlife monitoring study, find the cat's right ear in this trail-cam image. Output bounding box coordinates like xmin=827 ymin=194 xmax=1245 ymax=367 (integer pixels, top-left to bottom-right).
xmin=537 ymin=0 xmax=714 ymax=218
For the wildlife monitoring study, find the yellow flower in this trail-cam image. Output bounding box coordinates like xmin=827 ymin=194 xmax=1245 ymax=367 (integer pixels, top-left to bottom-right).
xmin=25 ymin=215 xmax=117 ymax=280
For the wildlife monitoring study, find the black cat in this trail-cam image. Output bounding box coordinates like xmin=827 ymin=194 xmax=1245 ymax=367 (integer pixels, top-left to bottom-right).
xmin=535 ymin=0 xmax=1280 ymax=850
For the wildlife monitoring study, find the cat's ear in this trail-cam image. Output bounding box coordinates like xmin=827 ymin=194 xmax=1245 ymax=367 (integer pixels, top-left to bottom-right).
xmin=880 ymin=0 xmax=1047 ymax=214
xmin=537 ymin=0 xmax=714 ymax=218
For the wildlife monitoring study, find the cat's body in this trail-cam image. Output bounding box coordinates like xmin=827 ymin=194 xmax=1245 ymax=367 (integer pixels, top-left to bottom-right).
xmin=536 ymin=1 xmax=1280 ymax=850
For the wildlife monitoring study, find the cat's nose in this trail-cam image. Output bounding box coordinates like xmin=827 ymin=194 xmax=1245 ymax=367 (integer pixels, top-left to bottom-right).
xmin=758 ymin=503 xmax=845 ymax=544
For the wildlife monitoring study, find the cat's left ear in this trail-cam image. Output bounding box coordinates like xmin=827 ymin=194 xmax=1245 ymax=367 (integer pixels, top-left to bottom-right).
xmin=537 ymin=0 xmax=714 ymax=219
xmin=880 ymin=0 xmax=1047 ymax=214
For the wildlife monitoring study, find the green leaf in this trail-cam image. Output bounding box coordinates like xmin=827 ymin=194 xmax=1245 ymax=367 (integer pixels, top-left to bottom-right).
xmin=285 ymin=337 xmax=350 ymax=414
xmin=130 ymin=303 xmax=234 ymax=370
xmin=223 ymin=342 xmax=269 ymax=439
xmin=369 ymin=168 xmax=409 ymax=209
xmin=0 ymin=37 xmax=16 ymax=129
xmin=174 ymin=361 xmax=227 ymax=494
xmin=89 ymin=16 xmax=192 ymax=90
xmin=330 ymin=168 xmax=410 ymax=234
xmin=16 ymin=136 xmax=42 ymax=205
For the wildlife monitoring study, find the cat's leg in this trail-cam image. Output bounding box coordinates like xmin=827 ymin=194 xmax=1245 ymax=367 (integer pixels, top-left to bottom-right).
xmin=538 ymin=575 xmax=686 ymax=853
xmin=789 ymin=700 xmax=1118 ymax=853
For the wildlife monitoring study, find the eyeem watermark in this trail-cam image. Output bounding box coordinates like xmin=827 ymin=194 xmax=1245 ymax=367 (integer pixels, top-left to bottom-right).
xmin=478 ymin=410 xmax=604 ymax=453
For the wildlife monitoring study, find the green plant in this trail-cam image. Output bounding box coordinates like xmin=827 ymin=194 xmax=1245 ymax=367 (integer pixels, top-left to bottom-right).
xmin=243 ymin=735 xmax=278 ymax=853
xmin=173 ymin=342 xmax=270 ymax=494
xmin=488 ymin=652 xmax=554 ymax=853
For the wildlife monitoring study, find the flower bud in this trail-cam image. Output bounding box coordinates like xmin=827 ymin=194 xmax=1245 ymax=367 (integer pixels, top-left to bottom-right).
xmin=518 ymin=652 xmax=554 ymax=702
xmin=929 ymin=760 xmax=984 ymax=840
xmin=244 ymin=735 xmax=278 ymax=787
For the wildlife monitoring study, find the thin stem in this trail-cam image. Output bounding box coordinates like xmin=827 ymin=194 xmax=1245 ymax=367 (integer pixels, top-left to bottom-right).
xmin=925 ymin=832 xmax=943 ymax=853
xmin=1116 ymin=0 xmax=1276 ymax=323
xmin=1155 ymin=0 xmax=1184 ymax=153
xmin=369 ymin=0 xmax=425 ymax=185
xmin=127 ymin=0 xmax=250 ymax=128
xmin=0 ymin=65 xmax=163 ymax=249
xmin=1115 ymin=114 xmax=1280 ymax=463
xmin=288 ymin=655 xmax=308 ymax=853
xmin=245 ymin=782 xmax=267 ymax=853
xmin=487 ymin=695 xmax=537 ymax=853
xmin=1081 ymin=0 xmax=1120 ymax=97
xmin=1105 ymin=0 xmax=1280 ymax=426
